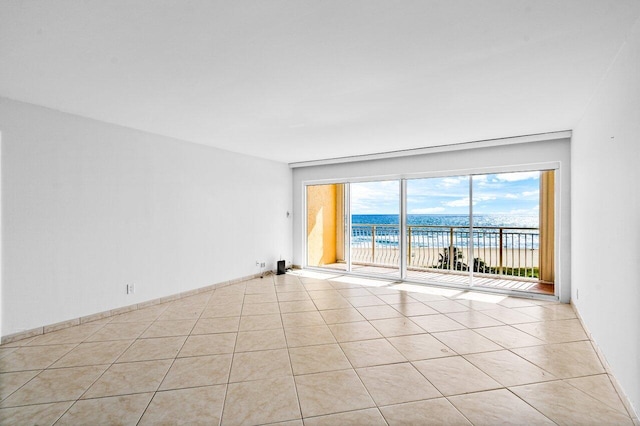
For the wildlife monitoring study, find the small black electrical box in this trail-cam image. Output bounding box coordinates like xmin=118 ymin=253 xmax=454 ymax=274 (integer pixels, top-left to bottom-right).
xmin=277 ymin=260 xmax=286 ymax=275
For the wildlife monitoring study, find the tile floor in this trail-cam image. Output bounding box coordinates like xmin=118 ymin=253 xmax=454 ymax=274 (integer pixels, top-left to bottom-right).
xmin=0 ymin=271 xmax=636 ymax=425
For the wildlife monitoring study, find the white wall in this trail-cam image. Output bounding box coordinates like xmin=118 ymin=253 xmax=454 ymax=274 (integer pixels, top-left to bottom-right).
xmin=0 ymin=97 xmax=292 ymax=337
xmin=0 ymin=131 xmax=3 ymax=337
xmin=292 ymin=138 xmax=571 ymax=302
xmin=572 ymin=18 xmax=640 ymax=415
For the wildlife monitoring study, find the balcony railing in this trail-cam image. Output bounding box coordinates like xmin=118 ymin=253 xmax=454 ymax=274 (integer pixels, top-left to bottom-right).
xmin=351 ymin=224 xmax=540 ymax=279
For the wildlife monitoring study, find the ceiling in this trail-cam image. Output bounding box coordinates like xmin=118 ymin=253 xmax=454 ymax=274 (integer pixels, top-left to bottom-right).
xmin=1 ymin=1 xmax=639 ymax=164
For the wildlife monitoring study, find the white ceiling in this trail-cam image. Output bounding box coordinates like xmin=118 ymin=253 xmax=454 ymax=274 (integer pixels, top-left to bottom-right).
xmin=1 ymin=1 xmax=639 ymax=164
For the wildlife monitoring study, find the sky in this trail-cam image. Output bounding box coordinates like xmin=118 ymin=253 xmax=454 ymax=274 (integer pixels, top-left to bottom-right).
xmin=350 ymin=171 xmax=540 ymax=216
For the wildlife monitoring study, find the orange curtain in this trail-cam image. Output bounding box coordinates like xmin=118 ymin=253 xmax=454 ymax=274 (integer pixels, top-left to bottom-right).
xmin=539 ymin=171 xmax=555 ymax=283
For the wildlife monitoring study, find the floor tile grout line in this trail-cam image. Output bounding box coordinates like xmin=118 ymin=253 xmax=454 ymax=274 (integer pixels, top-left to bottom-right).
xmin=407 ymin=357 xmax=481 ymax=399
xmin=108 ymin=307 xmax=169 ymax=365
xmin=460 ymin=350 xmax=556 ymax=389
xmin=397 ymin=311 xmax=470 ymax=399
xmin=52 ymin=357 xmax=132 ymax=424
xmin=564 ymin=373 xmax=636 ymax=418
xmin=506 ymin=379 xmax=633 ymax=423
xmin=211 ymin=281 xmax=251 ymax=424
xmin=67 ymin=310 xmax=166 ymax=415
xmin=299 ymin=276 xmax=384 ymax=422
xmin=154 ymin=290 xmax=215 ymax=387
xmin=337 ymin=290 xmax=463 ymax=423
xmin=302 ymin=406 xmax=390 ymax=425
xmin=439 ymin=396 xmax=477 ymax=426
xmin=500 ymin=387 xmax=558 ymax=425
xmin=0 ymin=341 xmax=82 ymax=404
xmin=504 ymin=371 xmax=629 ymax=406
xmin=392 ymin=293 xmax=509 ymax=405
xmin=507 ymin=340 xmax=604 ymax=380
xmin=281 ymin=274 xmax=308 ymax=423
xmin=3 ymin=321 xmax=148 ymax=416
xmin=500 ymin=346 xmax=559 ymax=381
xmin=133 ymin=289 xmax=215 ymax=426
xmin=346 ymin=289 xmax=449 ymax=409
xmin=219 ymin=279 xmax=257 ymax=426
xmin=48 ymin=402 xmax=72 ymax=425
xmin=0 ymin=370 xmax=44 ymax=406
xmin=0 ymin=395 xmax=85 ymax=411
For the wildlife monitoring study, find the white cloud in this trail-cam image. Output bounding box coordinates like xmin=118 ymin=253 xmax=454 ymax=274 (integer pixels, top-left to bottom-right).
xmin=494 ymin=171 xmax=540 ymax=182
xmin=410 ymin=207 xmax=446 ymax=214
xmin=522 ymin=190 xmax=540 ymax=197
xmin=442 ymin=197 xmax=469 ymax=207
xmin=476 ymin=195 xmax=496 ymax=202
xmin=350 ymin=181 xmax=400 ymax=214
xmin=443 ymin=195 xmax=495 ymax=208
xmin=442 ymin=177 xmax=466 ymax=186
xmin=444 ymin=197 xmax=470 ymax=207
xmin=504 ymin=193 xmax=519 ymax=199
xmin=407 ymin=177 xmax=469 ymax=198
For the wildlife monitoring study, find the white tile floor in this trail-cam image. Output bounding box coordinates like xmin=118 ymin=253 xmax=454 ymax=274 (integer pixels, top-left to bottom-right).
xmin=0 ymin=271 xmax=636 ymax=425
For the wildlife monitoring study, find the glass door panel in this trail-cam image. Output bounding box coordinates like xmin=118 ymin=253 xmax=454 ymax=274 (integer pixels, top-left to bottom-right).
xmin=471 ymin=170 xmax=554 ymax=295
xmin=305 ymin=170 xmax=555 ymax=297
xmin=350 ymin=180 xmax=400 ymax=278
xmin=405 ymin=176 xmax=471 ymax=287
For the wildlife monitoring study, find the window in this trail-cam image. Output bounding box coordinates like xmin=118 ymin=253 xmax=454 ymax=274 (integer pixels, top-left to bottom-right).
xmin=305 ymin=169 xmax=555 ymax=296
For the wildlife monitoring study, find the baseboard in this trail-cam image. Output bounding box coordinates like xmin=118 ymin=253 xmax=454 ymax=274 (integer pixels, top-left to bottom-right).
xmin=0 ymin=271 xmax=266 ymax=345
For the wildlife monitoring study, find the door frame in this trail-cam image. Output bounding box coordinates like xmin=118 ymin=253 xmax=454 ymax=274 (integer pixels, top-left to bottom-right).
xmin=301 ymin=160 xmax=561 ymax=300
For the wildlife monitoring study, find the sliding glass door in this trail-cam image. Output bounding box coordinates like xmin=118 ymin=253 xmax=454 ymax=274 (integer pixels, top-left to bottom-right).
xmin=305 ymin=169 xmax=555 ymax=296
xmin=405 ymin=176 xmax=471 ymax=287
xmin=471 ymin=170 xmax=554 ymax=294
xmin=350 ymin=180 xmax=400 ymax=278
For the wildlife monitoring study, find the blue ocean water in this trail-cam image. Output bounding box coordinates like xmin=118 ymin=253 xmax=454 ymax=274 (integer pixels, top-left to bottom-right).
xmin=352 ymin=214 xmax=538 ymax=228
xmin=351 ymin=214 xmax=539 ymax=249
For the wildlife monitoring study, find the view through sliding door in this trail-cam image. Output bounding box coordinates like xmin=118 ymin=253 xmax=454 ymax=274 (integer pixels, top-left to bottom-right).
xmin=470 ymin=171 xmax=554 ymax=294
xmin=403 ymin=170 xmax=553 ymax=295
xmin=349 ymin=180 xmax=400 ymax=278
xmin=305 ymin=169 xmax=555 ymax=296
xmin=405 ymin=176 xmax=471 ymax=287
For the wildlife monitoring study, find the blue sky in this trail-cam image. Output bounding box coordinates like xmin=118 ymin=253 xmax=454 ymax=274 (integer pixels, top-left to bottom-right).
xmin=351 ymin=171 xmax=540 ymax=215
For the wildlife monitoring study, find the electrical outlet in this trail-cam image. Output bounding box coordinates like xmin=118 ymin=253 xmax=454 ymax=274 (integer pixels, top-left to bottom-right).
xmin=260 ymin=262 xmax=266 ymax=268
xmin=127 ymin=284 xmax=135 ymax=294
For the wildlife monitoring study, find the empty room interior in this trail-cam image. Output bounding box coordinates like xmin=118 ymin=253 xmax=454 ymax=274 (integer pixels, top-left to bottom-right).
xmin=1 ymin=1 xmax=639 ymax=425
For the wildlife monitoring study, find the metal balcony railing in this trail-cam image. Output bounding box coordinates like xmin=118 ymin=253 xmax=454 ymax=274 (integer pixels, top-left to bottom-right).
xmin=351 ymin=224 xmax=540 ymax=279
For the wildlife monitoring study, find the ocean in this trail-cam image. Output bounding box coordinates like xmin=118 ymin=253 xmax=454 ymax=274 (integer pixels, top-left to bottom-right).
xmin=350 ymin=214 xmax=539 ymax=249
xmin=352 ymin=214 xmax=538 ymax=228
